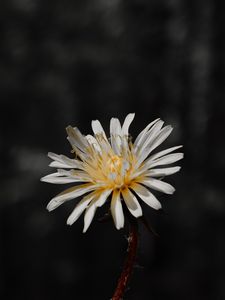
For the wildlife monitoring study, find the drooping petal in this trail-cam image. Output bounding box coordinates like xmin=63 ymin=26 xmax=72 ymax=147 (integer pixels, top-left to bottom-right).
xmin=66 ymin=126 xmax=89 ymax=152
xmin=141 ymin=178 xmax=175 ymax=194
xmin=83 ymin=202 xmax=97 ymax=233
xmin=121 ymin=188 xmax=143 ymax=218
xmin=67 ymin=192 xmax=96 ymax=225
xmin=82 ymin=188 xmax=112 ymax=232
xmin=46 ymin=183 xmax=96 ymax=211
xmin=144 ymin=166 xmax=181 ymax=177
xmin=111 ymin=190 xmax=124 ymax=230
xmin=94 ymin=189 xmax=112 ymax=207
xmin=82 ymin=189 xmax=112 ymax=232
xmin=121 ymin=113 xmax=135 ymax=136
xmin=130 ymin=183 xmax=162 ymax=210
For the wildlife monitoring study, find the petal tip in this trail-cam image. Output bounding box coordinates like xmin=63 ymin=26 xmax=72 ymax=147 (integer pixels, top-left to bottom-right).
xmin=155 ymin=203 xmax=162 ymax=210
xmin=67 ymin=214 xmax=76 ymax=226
xmin=115 ymin=224 xmax=123 ymax=230
xmin=47 ymin=152 xmax=54 ymax=157
xmin=83 ymin=223 xmax=90 ymax=233
xmin=169 ymin=187 xmax=176 ymax=194
xmin=66 ymin=125 xmax=73 ymax=132
xmin=46 ymin=200 xmax=58 ymax=211
xmin=128 ymin=112 xmax=135 ymax=118
xmin=66 ymin=220 xmax=72 ymax=226
xmin=82 ymin=228 xmax=87 ymax=233
xmin=46 ymin=203 xmax=53 ymax=212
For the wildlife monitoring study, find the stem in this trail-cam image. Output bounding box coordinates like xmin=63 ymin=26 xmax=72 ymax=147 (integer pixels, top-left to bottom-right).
xmin=112 ymin=221 xmax=138 ymax=300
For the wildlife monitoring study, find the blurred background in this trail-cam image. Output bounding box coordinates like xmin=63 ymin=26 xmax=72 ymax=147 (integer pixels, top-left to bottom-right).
xmin=1 ymin=0 xmax=225 ymax=299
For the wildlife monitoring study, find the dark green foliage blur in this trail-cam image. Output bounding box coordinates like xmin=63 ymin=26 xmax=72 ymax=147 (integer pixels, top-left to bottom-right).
xmin=0 ymin=0 xmax=225 ymax=299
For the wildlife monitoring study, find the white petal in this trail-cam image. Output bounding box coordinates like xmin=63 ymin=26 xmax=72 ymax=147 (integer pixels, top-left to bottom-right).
xmin=110 ymin=118 xmax=122 ymax=155
xmin=148 ymin=145 xmax=183 ymax=161
xmin=110 ymin=136 xmax=121 ymax=155
xmin=46 ymin=184 xmax=96 ymax=211
xmin=86 ymin=134 xmax=102 ymax=153
xmin=91 ymin=120 xmax=112 ymax=154
xmin=41 ymin=168 xmax=91 ymax=184
xmin=133 ymin=118 xmax=160 ymax=149
xmin=144 ymin=166 xmax=181 ymax=177
xmin=121 ymin=160 xmax=130 ymax=177
xmin=136 ymin=124 xmax=172 ymax=166
xmin=66 ymin=126 xmax=89 ymax=152
xmin=111 ymin=190 xmax=124 ymax=230
xmin=67 ymin=192 xmax=95 ymax=225
xmin=48 ymin=152 xmax=63 ymax=162
xmin=121 ymin=188 xmax=143 ymax=218
xmin=141 ymin=178 xmax=175 ymax=194
xmin=59 ymin=169 xmax=91 ymax=182
xmin=121 ymin=113 xmax=135 ymax=136
xmin=134 ymin=120 xmax=164 ymax=153
xmin=145 ymin=153 xmax=184 ymax=169
xmin=82 ymin=189 xmax=111 ymax=232
xmin=130 ymin=183 xmax=162 ymax=210
xmin=48 ymin=152 xmax=83 ymax=169
xmin=144 ymin=125 xmax=173 ymax=156
xmin=95 ymin=134 xmax=112 ymax=154
xmin=49 ymin=161 xmax=73 ymax=168
xmin=60 ymin=155 xmax=84 ymax=168
xmin=83 ymin=203 xmax=97 ymax=232
xmin=110 ymin=118 xmax=122 ymax=135
xmin=41 ymin=172 xmax=59 ymax=178
xmin=91 ymin=120 xmax=107 ymax=140
xmin=95 ymin=189 xmax=112 ymax=207
xmin=57 ymin=169 xmax=76 ymax=176
xmin=41 ymin=176 xmax=84 ymax=184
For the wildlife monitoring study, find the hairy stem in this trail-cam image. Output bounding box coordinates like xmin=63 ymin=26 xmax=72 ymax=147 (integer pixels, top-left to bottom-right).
xmin=112 ymin=221 xmax=138 ymax=300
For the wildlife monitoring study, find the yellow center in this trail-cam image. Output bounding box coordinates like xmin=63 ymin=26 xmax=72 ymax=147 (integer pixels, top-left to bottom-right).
xmin=108 ymin=155 xmax=122 ymax=173
xmin=75 ymin=139 xmax=138 ymax=190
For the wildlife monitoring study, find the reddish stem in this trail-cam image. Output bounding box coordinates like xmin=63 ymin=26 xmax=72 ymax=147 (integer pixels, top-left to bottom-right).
xmin=112 ymin=221 xmax=138 ymax=300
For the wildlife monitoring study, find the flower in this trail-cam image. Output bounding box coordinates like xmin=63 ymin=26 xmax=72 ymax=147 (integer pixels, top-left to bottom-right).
xmin=41 ymin=113 xmax=183 ymax=232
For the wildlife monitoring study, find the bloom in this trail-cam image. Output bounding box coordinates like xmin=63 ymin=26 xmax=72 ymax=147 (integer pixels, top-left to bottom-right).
xmin=41 ymin=113 xmax=183 ymax=232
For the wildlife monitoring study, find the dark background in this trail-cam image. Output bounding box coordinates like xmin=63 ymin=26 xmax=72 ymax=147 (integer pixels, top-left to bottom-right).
xmin=1 ymin=0 xmax=225 ymax=299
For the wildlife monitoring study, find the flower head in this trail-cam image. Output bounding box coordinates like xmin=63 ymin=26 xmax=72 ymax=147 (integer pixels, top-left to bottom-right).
xmin=41 ymin=114 xmax=183 ymax=232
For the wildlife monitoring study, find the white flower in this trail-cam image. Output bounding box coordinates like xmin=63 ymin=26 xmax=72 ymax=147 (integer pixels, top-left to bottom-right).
xmin=41 ymin=113 xmax=183 ymax=232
